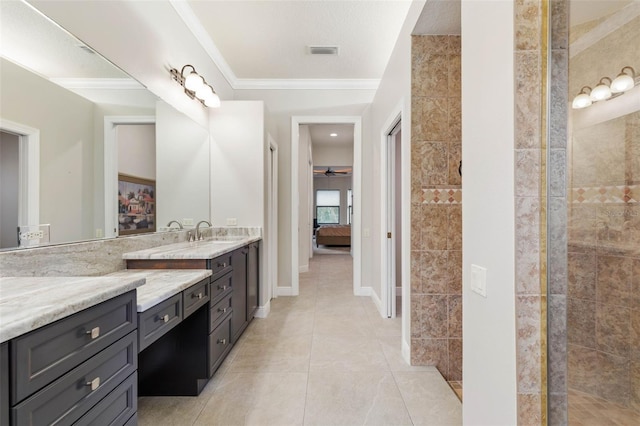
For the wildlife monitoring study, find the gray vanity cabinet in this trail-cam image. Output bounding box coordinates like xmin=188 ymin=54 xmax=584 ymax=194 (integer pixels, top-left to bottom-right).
xmin=208 ymin=272 xmax=233 ymax=376
xmin=2 ymin=291 xmax=138 ymax=426
xmin=230 ymin=247 xmax=248 ymax=343
xmin=247 ymin=242 xmax=260 ymax=320
xmin=231 ymin=242 xmax=260 ymax=344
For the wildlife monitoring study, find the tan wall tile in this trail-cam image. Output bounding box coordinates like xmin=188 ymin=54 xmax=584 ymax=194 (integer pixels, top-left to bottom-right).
xmin=517 ymin=295 xmax=543 ymax=393
xmin=448 ymin=338 xmax=462 ymax=381
xmin=596 ymin=304 xmax=631 ymax=357
xmin=420 ymin=250 xmax=448 ymax=294
xmin=448 ymin=295 xmax=462 ymax=338
xmin=596 ymin=255 xmax=632 ymax=307
xmin=515 ymin=51 xmax=542 ymax=149
xmin=515 ymin=0 xmax=542 ymax=51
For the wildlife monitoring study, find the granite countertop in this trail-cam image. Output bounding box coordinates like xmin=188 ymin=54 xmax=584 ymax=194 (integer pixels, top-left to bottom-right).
xmin=106 ymin=269 xmax=212 ymax=312
xmin=0 ymin=276 xmax=145 ymax=343
xmin=122 ymin=236 xmax=261 ymax=260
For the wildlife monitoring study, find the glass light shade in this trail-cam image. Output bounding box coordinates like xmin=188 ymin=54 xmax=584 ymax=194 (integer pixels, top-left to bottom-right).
xmin=184 ymin=71 xmax=204 ymax=92
xmin=611 ymin=73 xmax=634 ymax=93
xmin=590 ymin=82 xmax=612 ymax=101
xmin=572 ymin=93 xmax=592 ymax=109
xmin=195 ymin=84 xmax=213 ymax=100
xmin=204 ymin=92 xmax=221 ymax=108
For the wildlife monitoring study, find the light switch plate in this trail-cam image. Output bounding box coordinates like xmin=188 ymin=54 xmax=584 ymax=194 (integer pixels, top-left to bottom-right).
xmin=471 ymin=264 xmax=487 ymax=297
xmin=226 ymin=218 xmax=237 ymax=226
xmin=182 ymin=218 xmax=194 ymax=226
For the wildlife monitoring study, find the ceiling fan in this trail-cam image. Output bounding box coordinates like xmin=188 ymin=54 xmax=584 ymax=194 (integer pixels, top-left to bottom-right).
xmin=313 ymin=167 xmax=351 ymax=176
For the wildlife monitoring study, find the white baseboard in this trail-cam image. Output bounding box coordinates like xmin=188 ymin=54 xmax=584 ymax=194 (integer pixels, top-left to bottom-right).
xmin=370 ymin=289 xmax=384 ymax=317
xmin=254 ymin=300 xmax=271 ymax=318
xmin=354 ymin=286 xmax=371 ymax=296
xmin=276 ymin=286 xmax=297 ymax=296
xmin=402 ymin=338 xmax=411 ymax=365
xmin=299 ymin=265 xmax=309 ymax=273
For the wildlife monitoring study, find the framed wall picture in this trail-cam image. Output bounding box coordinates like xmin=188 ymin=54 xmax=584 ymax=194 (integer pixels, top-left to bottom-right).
xmin=118 ymin=174 xmax=156 ymax=235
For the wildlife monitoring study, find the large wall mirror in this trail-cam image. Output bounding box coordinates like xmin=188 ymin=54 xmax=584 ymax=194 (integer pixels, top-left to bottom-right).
xmin=0 ymin=0 xmax=211 ymax=250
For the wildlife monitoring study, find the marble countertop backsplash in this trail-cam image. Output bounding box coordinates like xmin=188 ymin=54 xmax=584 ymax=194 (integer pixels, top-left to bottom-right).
xmin=122 ymin=235 xmax=261 ymax=260
xmin=0 ymin=276 xmax=145 ymax=343
xmin=106 ymin=269 xmax=212 ymax=312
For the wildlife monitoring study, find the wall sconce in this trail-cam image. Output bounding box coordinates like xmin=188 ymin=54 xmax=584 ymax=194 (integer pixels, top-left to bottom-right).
xmin=572 ymin=66 xmax=637 ymax=109
xmin=170 ymin=65 xmax=220 ymax=108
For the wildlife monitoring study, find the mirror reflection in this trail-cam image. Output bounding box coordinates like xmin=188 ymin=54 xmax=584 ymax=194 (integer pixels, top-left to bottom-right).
xmin=0 ymin=0 xmax=211 ymax=250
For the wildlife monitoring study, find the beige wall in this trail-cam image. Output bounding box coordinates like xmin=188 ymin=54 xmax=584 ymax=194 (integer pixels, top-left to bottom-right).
xmin=410 ymin=35 xmax=462 ymax=382
xmin=0 ymin=58 xmax=95 ymax=244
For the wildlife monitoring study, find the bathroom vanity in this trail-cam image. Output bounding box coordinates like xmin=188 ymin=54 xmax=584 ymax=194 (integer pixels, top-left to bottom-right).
xmin=0 ymin=277 xmax=144 ymax=426
xmin=120 ymin=237 xmax=261 ymax=396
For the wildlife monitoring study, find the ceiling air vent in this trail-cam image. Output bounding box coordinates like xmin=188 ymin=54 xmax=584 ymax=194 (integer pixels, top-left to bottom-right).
xmin=309 ymin=45 xmax=339 ymax=55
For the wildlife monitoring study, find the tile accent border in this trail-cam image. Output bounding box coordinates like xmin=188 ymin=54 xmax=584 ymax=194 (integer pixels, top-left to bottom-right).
xmin=422 ymin=189 xmax=462 ymax=204
xmin=571 ymin=185 xmax=638 ymax=204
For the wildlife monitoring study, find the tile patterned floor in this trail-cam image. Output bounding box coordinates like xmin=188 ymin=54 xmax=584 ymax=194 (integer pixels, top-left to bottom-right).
xmin=138 ymin=253 xmax=462 ymax=425
xmin=569 ymin=389 xmax=640 ymax=426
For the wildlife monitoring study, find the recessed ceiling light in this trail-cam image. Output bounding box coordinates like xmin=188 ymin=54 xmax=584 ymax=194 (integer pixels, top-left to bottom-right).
xmin=330 ymin=133 xmax=338 ymax=137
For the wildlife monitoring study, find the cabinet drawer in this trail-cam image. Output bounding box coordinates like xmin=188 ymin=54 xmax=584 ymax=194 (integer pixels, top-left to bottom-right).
xmin=183 ymin=278 xmax=210 ymax=319
xmin=12 ymin=331 xmax=137 ymax=426
xmin=138 ymin=294 xmax=181 ymax=352
xmin=208 ymin=318 xmax=231 ymax=377
xmin=210 ymin=293 xmax=232 ymax=332
xmin=75 ymin=372 xmax=137 ymax=426
xmin=210 ymin=253 xmax=232 ymax=279
xmin=210 ymin=272 xmax=232 ymax=303
xmin=11 ymin=291 xmax=136 ymax=404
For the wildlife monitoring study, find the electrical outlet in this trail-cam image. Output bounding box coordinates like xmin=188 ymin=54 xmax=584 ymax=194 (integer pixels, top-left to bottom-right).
xmin=471 ymin=264 xmax=487 ymax=298
xmin=182 ymin=218 xmax=194 ymax=226
xmin=226 ymin=218 xmax=237 ymax=226
xmin=95 ymin=228 xmax=103 ymax=238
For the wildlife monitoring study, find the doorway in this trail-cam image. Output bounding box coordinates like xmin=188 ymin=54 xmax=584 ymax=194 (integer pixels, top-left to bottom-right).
xmin=385 ymin=120 xmax=402 ymax=318
xmin=290 ymin=116 xmax=363 ymax=296
xmin=0 ymin=120 xmax=40 ymax=249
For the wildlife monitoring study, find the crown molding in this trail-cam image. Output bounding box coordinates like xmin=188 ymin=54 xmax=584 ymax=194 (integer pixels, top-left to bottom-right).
xmin=169 ymin=0 xmax=238 ymax=88
xmin=233 ymin=79 xmax=380 ymax=91
xmin=169 ymin=0 xmax=380 ymax=92
xmin=50 ymin=78 xmax=146 ymax=90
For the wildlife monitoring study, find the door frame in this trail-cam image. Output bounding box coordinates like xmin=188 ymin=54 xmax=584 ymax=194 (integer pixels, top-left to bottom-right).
xmin=0 ymin=119 xmax=40 ymax=227
xmin=385 ymin=119 xmax=402 ymax=318
xmin=290 ymin=116 xmax=363 ymax=296
xmin=104 ymin=115 xmax=156 ymax=238
xmin=379 ymin=101 xmax=411 ymax=362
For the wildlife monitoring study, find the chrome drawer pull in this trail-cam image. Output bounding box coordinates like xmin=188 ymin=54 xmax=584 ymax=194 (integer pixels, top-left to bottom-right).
xmin=86 ymin=377 xmax=100 ymax=391
xmin=86 ymin=327 xmax=100 ymax=339
xmin=193 ymin=292 xmax=204 ymax=299
xmin=157 ymin=314 xmax=169 ymax=323
xmin=217 ymin=338 xmax=226 ymax=345
xmin=218 ymin=307 xmax=228 ymax=313
xmin=218 ymin=262 xmax=227 ymax=268
xmin=218 ymin=285 xmax=227 ymax=291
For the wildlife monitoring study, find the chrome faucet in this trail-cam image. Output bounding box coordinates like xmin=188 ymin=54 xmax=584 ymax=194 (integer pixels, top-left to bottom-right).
xmin=166 ymin=220 xmax=183 ymax=230
xmin=195 ymin=220 xmax=212 ymax=241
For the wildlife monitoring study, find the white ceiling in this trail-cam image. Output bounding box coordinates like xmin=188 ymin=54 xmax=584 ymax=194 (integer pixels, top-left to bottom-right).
xmin=181 ymin=0 xmax=412 ymax=86
xmin=309 ymin=123 xmax=354 ymax=147
xmin=0 ymin=0 xmax=128 ymax=79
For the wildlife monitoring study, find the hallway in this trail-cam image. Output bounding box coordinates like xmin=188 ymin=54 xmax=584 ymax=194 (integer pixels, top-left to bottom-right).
xmin=138 ymin=253 xmax=461 ymax=425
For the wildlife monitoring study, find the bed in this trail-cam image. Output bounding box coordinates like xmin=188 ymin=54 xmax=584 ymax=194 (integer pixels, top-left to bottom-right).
xmin=315 ymin=224 xmax=351 ymax=247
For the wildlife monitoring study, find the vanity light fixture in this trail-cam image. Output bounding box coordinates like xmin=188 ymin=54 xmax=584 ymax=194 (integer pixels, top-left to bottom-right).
xmin=170 ymin=65 xmax=220 ymax=108
xmin=611 ymin=66 xmax=636 ymax=93
xmin=572 ymin=65 xmax=638 ymax=109
xmin=572 ymin=86 xmax=592 ymax=109
xmin=589 ymin=77 xmax=612 ymax=101
xmin=330 ymin=133 xmax=338 ymax=137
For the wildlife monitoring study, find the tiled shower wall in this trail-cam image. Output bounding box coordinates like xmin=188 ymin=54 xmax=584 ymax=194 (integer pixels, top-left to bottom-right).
xmin=514 ymin=0 xmax=556 ymax=423
xmin=567 ymin=111 xmax=640 ymax=411
xmin=410 ymin=35 xmax=462 ymax=381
